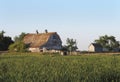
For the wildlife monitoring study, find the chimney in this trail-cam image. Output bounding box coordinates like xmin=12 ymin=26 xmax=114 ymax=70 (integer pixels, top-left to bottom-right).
xmin=45 ymin=29 xmax=48 ymax=33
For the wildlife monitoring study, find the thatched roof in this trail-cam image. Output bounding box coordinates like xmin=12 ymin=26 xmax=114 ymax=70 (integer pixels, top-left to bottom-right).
xmin=23 ymin=32 xmax=58 ymax=48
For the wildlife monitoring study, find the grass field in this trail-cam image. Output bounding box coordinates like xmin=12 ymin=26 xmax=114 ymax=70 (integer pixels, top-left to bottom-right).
xmin=0 ymin=52 xmax=120 ymax=82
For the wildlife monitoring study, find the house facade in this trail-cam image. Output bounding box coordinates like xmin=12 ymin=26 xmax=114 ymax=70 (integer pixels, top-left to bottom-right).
xmin=88 ymin=43 xmax=103 ymax=52
xmin=23 ymin=31 xmax=62 ymax=52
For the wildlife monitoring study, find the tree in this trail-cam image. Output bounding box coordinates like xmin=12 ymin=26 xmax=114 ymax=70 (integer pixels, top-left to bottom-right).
xmin=65 ymin=38 xmax=78 ymax=52
xmin=95 ymin=35 xmax=120 ymax=51
xmin=14 ymin=32 xmax=26 ymax=42
xmin=9 ymin=32 xmax=29 ymax=52
xmin=0 ymin=30 xmax=13 ymax=51
xmin=0 ymin=30 xmax=5 ymax=38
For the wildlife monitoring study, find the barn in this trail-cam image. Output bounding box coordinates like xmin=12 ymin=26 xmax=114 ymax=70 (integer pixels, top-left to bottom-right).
xmin=23 ymin=31 xmax=62 ymax=52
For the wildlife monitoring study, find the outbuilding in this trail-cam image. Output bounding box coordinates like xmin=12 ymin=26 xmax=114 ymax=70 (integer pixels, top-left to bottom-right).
xmin=88 ymin=43 xmax=103 ymax=52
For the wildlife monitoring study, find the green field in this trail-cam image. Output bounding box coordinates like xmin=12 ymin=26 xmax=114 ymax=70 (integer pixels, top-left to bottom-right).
xmin=0 ymin=53 xmax=120 ymax=82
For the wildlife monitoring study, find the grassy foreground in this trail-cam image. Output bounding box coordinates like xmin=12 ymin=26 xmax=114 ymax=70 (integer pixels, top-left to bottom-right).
xmin=0 ymin=53 xmax=120 ymax=82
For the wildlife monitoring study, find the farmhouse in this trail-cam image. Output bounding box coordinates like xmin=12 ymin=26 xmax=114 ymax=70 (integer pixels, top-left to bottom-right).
xmin=88 ymin=43 xmax=103 ymax=52
xmin=23 ymin=30 xmax=62 ymax=52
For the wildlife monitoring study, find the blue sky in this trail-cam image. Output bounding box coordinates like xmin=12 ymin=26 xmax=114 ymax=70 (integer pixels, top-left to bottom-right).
xmin=0 ymin=0 xmax=120 ymax=50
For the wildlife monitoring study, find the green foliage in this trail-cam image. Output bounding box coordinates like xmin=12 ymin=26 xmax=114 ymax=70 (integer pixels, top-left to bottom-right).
xmin=0 ymin=30 xmax=14 ymax=51
xmin=95 ymin=35 xmax=120 ymax=51
xmin=9 ymin=41 xmax=28 ymax=52
xmin=9 ymin=32 xmax=28 ymax=52
xmin=64 ymin=38 xmax=78 ymax=51
xmin=0 ymin=53 xmax=120 ymax=82
xmin=14 ymin=32 xmax=26 ymax=42
xmin=0 ymin=30 xmax=5 ymax=38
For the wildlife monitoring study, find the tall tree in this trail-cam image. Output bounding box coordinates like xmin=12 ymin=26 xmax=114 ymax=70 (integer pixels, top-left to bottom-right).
xmin=95 ymin=35 xmax=120 ymax=51
xmin=66 ymin=38 xmax=78 ymax=52
xmin=0 ymin=30 xmax=13 ymax=51
xmin=0 ymin=30 xmax=5 ymax=38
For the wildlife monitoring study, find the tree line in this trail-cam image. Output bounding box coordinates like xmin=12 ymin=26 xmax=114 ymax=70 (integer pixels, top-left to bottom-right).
xmin=0 ymin=30 xmax=27 ymax=51
xmin=95 ymin=35 xmax=120 ymax=51
xmin=0 ymin=30 xmax=120 ymax=52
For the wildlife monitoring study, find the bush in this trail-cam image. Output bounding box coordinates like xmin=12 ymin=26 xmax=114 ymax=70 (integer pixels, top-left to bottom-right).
xmin=9 ymin=41 xmax=28 ymax=52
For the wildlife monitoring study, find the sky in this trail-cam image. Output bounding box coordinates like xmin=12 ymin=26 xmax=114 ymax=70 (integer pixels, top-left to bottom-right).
xmin=0 ymin=0 xmax=120 ymax=50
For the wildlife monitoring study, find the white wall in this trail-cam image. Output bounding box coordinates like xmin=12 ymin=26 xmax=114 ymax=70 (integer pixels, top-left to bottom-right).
xmin=29 ymin=48 xmax=40 ymax=52
xmin=88 ymin=45 xmax=95 ymax=52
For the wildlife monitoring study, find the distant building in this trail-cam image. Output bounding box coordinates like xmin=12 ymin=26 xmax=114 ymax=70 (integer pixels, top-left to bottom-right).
xmin=23 ymin=31 xmax=62 ymax=52
xmin=88 ymin=43 xmax=103 ymax=52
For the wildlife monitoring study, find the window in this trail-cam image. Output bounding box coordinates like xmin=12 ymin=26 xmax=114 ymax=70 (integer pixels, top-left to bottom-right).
xmin=52 ymin=35 xmax=57 ymax=39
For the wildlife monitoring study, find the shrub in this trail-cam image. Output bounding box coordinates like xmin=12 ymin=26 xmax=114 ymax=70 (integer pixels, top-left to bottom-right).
xmin=9 ymin=41 xmax=28 ymax=52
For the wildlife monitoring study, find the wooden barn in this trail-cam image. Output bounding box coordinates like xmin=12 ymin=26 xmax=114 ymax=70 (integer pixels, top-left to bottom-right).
xmin=23 ymin=31 xmax=62 ymax=52
xmin=88 ymin=43 xmax=103 ymax=52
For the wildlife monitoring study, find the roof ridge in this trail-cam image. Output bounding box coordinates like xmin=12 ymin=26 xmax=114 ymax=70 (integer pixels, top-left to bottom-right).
xmin=27 ymin=32 xmax=56 ymax=35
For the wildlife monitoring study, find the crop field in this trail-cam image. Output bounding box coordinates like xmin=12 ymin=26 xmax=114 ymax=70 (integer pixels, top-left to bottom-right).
xmin=0 ymin=52 xmax=120 ymax=82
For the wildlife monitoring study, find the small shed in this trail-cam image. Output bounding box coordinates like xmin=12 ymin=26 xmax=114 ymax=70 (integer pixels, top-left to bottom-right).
xmin=88 ymin=43 xmax=103 ymax=52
